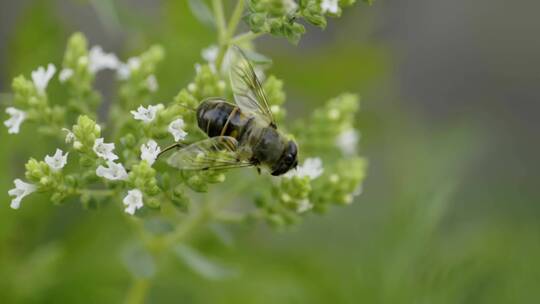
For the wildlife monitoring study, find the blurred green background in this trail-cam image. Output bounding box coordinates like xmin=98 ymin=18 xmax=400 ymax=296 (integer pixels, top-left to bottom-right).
xmin=1 ymin=0 xmax=539 ymax=303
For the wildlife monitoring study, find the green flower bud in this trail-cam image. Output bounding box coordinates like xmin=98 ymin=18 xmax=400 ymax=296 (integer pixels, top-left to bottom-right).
xmin=191 ymin=64 xmax=225 ymax=100
xmin=171 ymin=186 xmax=190 ymax=212
xmin=185 ymin=174 xmax=209 ymax=193
xmin=246 ymin=13 xmax=268 ymax=32
xmin=72 ymin=115 xmax=101 ymax=153
xmin=128 ymin=161 xmax=161 ymax=196
xmin=25 ymin=158 xmax=51 ymax=184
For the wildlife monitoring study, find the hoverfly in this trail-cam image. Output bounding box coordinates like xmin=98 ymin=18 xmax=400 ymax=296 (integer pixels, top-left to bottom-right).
xmin=160 ymin=46 xmax=298 ymax=176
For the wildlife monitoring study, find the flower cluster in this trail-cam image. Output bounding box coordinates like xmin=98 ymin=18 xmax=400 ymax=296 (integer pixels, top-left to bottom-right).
xmin=4 ymin=1 xmax=367 ymax=228
xmin=3 ymin=2 xmax=373 ymax=301
xmin=244 ymin=0 xmax=372 ymax=43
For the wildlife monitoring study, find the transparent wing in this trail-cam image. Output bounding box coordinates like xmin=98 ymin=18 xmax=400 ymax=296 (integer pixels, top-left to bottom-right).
xmin=229 ymin=45 xmax=276 ymax=127
xmin=167 ymin=136 xmax=254 ymax=171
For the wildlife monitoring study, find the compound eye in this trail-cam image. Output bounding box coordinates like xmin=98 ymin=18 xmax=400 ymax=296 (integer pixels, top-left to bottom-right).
xmin=284 ymin=154 xmax=293 ymax=162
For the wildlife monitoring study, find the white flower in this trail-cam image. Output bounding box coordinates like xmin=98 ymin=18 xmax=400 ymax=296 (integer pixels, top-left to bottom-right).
xmin=117 ymin=57 xmax=141 ymax=80
xmin=336 ymin=128 xmax=360 ymax=156
xmin=321 ymin=0 xmax=339 ymax=14
xmin=168 ymin=118 xmax=188 ymax=142
xmin=93 ymin=138 xmax=118 ymax=161
xmin=297 ymin=199 xmax=313 ymax=213
xmin=8 ymin=179 xmax=37 ymax=210
xmin=283 ymin=0 xmax=298 ymax=13
xmin=4 ymin=107 xmax=26 ymax=134
xmin=140 ymin=140 xmax=161 ymax=166
xmin=284 ymin=157 xmax=324 ymax=180
xmin=62 ymin=128 xmax=75 ymax=143
xmin=59 ymin=68 xmax=74 ymax=83
xmin=96 ymin=161 xmax=128 ymax=181
xmin=88 ymin=46 xmax=120 ymax=73
xmin=44 ymin=149 xmax=69 ymax=172
xmin=201 ymin=45 xmax=219 ymax=63
xmin=146 ymin=75 xmax=158 ymax=92
xmin=31 ymin=63 xmax=56 ymax=95
xmin=130 ymin=104 xmax=162 ymax=123
xmin=187 ymin=82 xmax=197 ymax=92
xmin=123 ymin=189 xmax=144 ymax=215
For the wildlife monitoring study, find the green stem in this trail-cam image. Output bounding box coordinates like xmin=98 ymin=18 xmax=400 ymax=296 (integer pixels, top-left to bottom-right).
xmin=162 ymin=202 xmax=211 ymax=248
xmin=78 ymin=189 xmax=116 ymax=196
xmin=225 ymin=0 xmax=245 ymax=41
xmin=212 ymin=0 xmax=227 ymax=44
xmin=230 ymin=31 xmax=263 ymax=45
xmin=124 ymin=278 xmax=150 ymax=304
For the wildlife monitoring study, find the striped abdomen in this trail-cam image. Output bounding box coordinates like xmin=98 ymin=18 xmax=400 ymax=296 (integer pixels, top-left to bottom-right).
xmin=196 ymin=98 xmax=252 ymax=141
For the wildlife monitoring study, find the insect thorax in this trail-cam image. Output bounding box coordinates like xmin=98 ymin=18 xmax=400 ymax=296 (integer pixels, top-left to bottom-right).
xmin=196 ymin=99 xmax=287 ymax=168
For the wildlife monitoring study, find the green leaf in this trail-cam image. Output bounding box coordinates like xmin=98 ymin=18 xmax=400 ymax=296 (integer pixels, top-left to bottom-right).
xmin=243 ymin=49 xmax=273 ymax=65
xmin=209 ymin=223 xmax=235 ymax=248
xmin=188 ymin=0 xmax=216 ymax=29
xmin=173 ymin=244 xmax=238 ymax=280
xmin=121 ymin=241 xmax=156 ymax=279
xmin=144 ymin=218 xmax=174 ymax=235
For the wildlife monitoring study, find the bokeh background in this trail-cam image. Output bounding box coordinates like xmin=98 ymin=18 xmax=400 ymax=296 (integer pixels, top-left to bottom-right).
xmin=1 ymin=0 xmax=539 ymax=303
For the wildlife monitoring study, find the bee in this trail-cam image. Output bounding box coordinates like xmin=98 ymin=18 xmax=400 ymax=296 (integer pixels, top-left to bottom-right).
xmin=161 ymin=46 xmax=298 ymax=176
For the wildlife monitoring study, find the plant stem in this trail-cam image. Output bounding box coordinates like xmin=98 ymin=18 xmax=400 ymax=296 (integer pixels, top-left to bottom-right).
xmin=212 ymin=0 xmax=227 ymax=44
xmin=162 ymin=202 xmax=211 ymax=247
xmin=124 ymin=278 xmax=150 ymax=304
xmin=78 ymin=188 xmax=116 ymax=196
xmin=230 ymin=31 xmax=263 ymax=45
xmin=225 ymin=0 xmax=245 ymax=41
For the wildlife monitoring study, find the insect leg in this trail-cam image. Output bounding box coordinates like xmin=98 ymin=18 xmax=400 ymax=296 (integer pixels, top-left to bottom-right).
xmin=157 ymin=142 xmax=185 ymax=159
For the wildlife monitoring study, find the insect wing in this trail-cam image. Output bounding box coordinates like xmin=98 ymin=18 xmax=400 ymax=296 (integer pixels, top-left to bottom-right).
xmin=167 ymin=136 xmax=253 ymax=171
xmin=229 ymin=45 xmax=276 ymax=126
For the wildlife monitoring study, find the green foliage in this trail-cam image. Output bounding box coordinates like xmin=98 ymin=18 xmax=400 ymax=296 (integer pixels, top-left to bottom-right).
xmin=4 ymin=6 xmax=367 ymax=300
xmin=4 ymin=1 xmax=536 ymax=304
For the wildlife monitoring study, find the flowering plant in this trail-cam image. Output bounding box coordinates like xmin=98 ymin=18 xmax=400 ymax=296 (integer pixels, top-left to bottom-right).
xmin=3 ymin=0 xmax=369 ymax=302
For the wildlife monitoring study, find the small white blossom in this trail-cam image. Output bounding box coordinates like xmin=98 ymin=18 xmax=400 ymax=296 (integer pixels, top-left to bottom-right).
xmin=283 ymin=0 xmax=298 ymax=13
xmin=96 ymin=161 xmax=128 ymax=181
xmin=284 ymin=157 xmax=324 ymax=180
xmin=297 ymin=199 xmax=313 ymax=213
xmin=88 ymin=46 xmax=120 ymax=73
xmin=187 ymin=82 xmax=197 ymax=92
xmin=140 ymin=140 xmax=161 ymax=166
xmin=123 ymin=189 xmax=144 ymax=215
xmin=201 ymin=45 xmax=219 ymax=63
xmin=130 ymin=104 xmax=162 ymax=123
xmin=168 ymin=118 xmax=188 ymax=142
xmin=321 ymin=0 xmax=339 ymax=14
xmin=336 ymin=128 xmax=360 ymax=156
xmin=62 ymin=128 xmax=75 ymax=143
xmin=146 ymin=75 xmax=158 ymax=92
xmin=93 ymin=138 xmax=118 ymax=161
xmin=117 ymin=57 xmax=141 ymax=80
xmin=44 ymin=149 xmax=69 ymax=172
xmin=59 ymin=68 xmax=74 ymax=83
xmin=31 ymin=63 xmax=56 ymax=95
xmin=4 ymin=107 xmax=26 ymax=134
xmin=8 ymin=179 xmax=37 ymax=210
